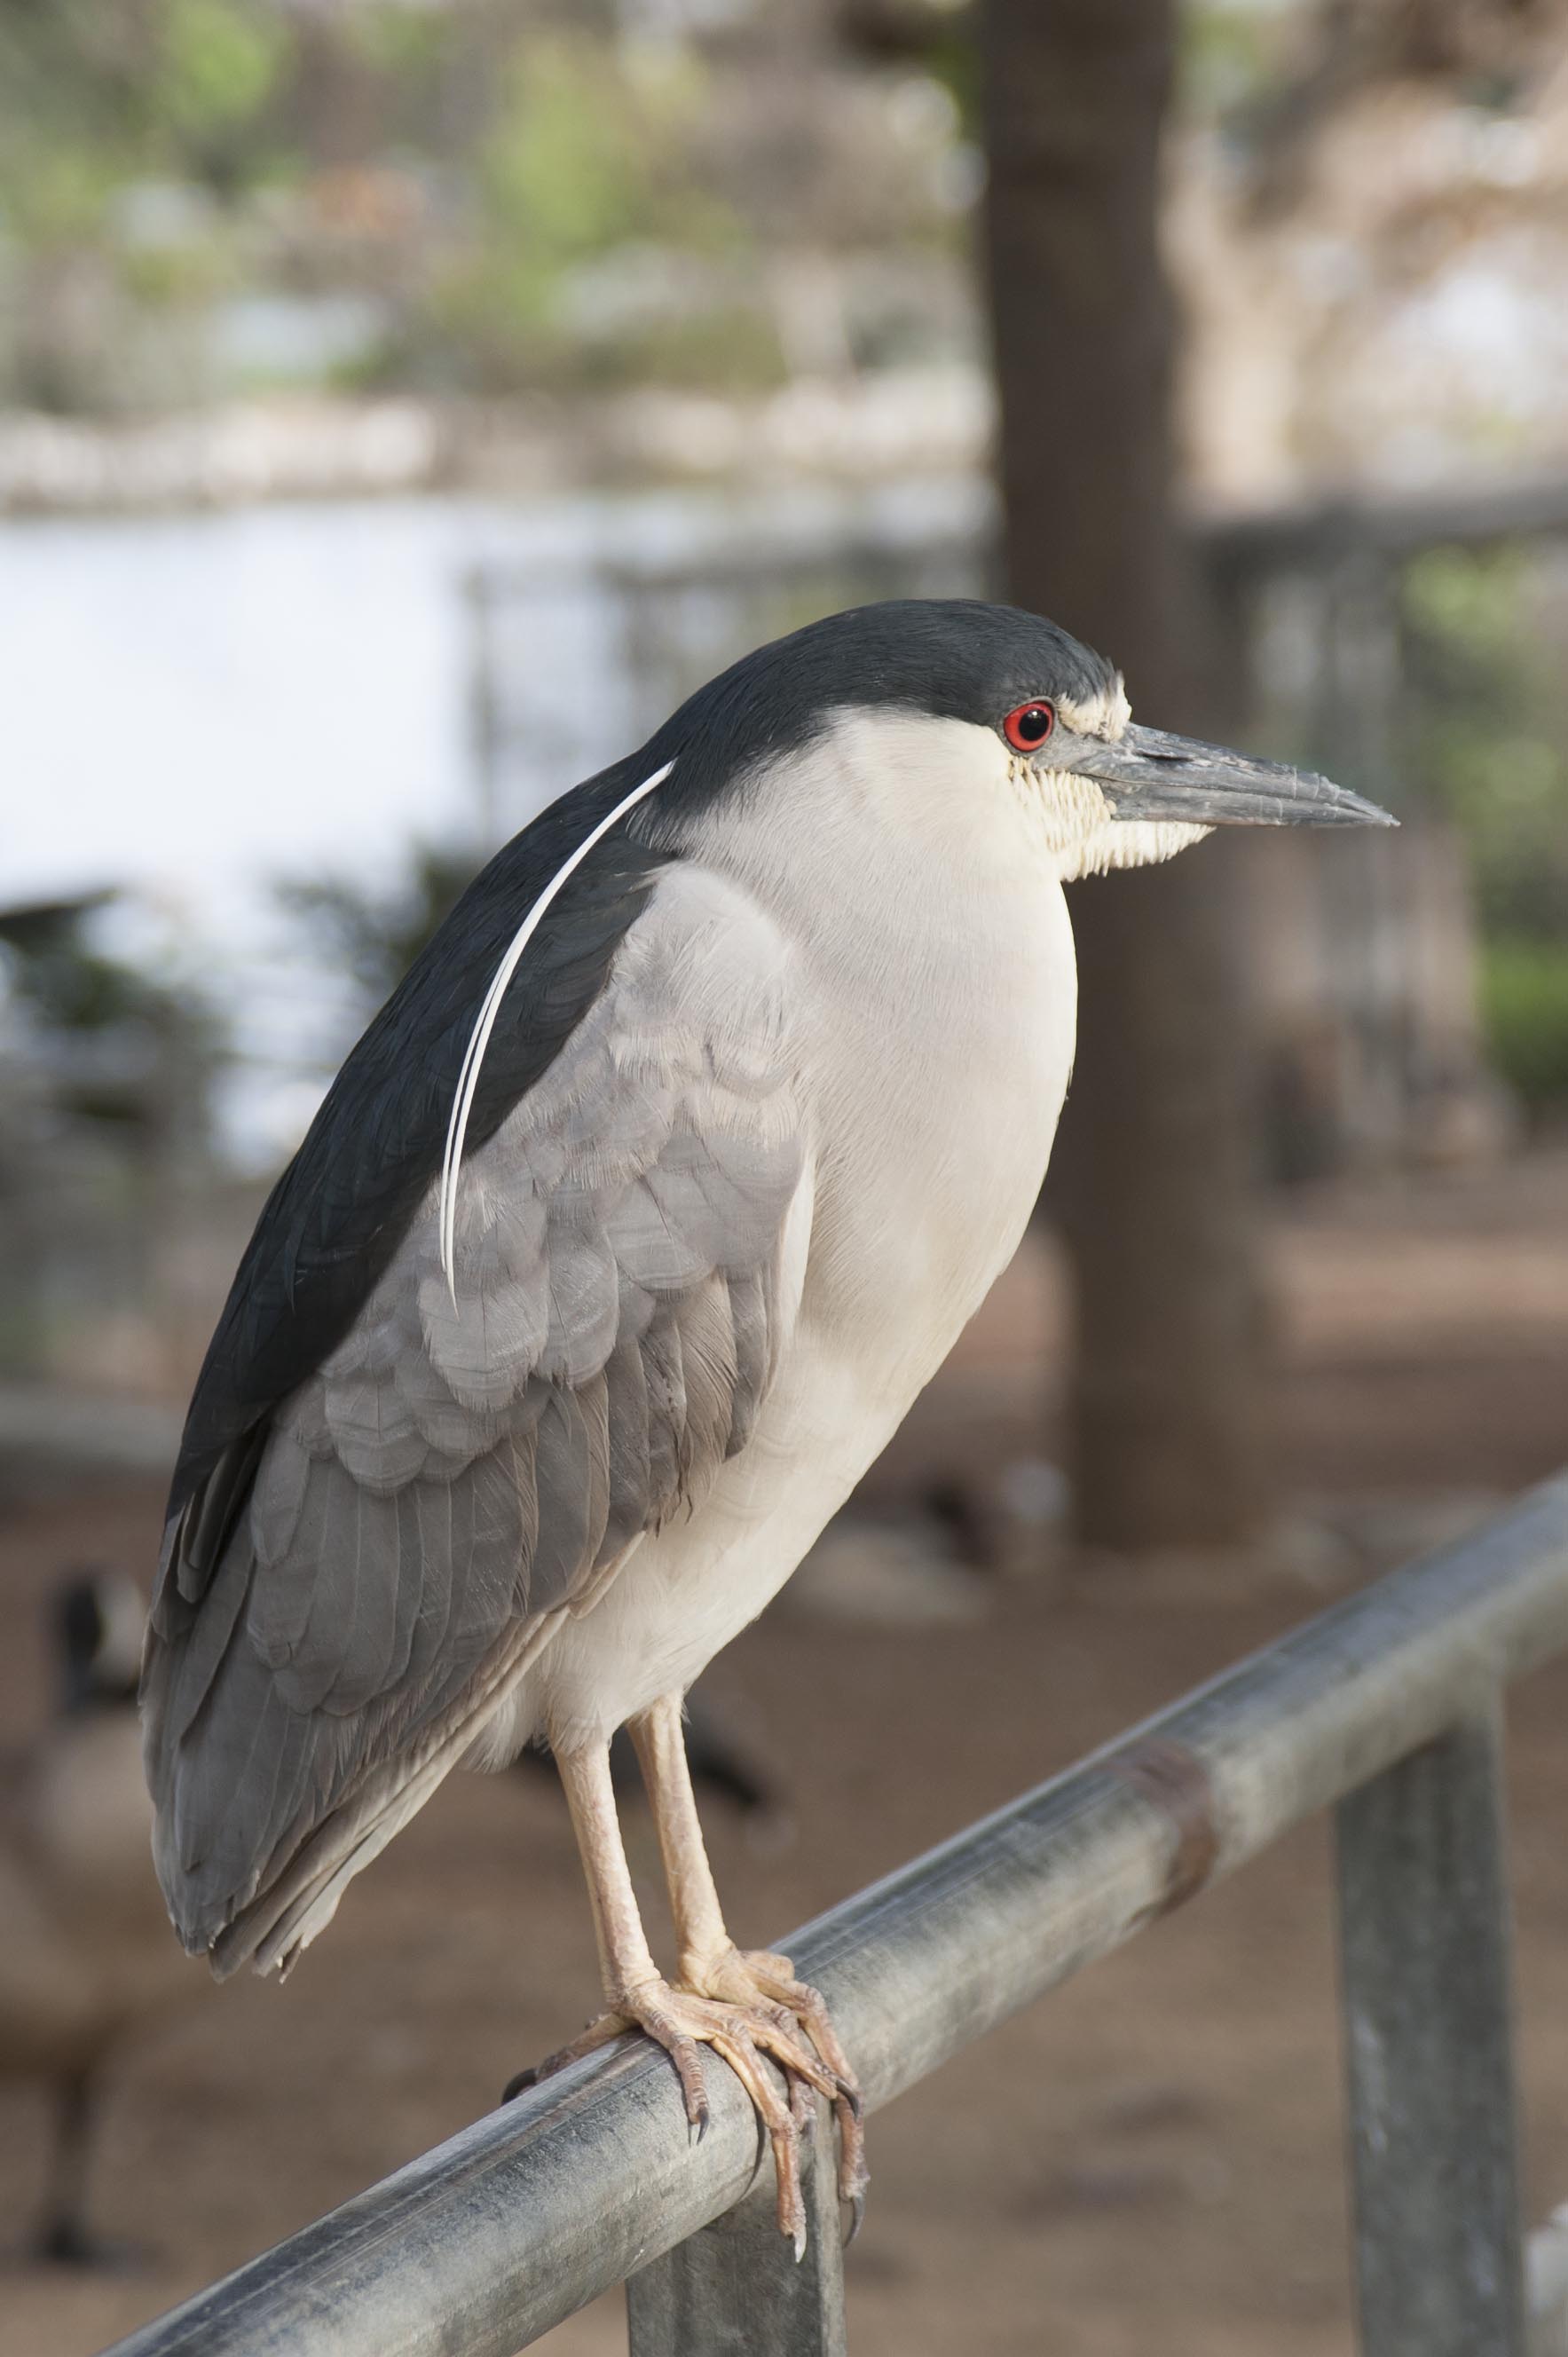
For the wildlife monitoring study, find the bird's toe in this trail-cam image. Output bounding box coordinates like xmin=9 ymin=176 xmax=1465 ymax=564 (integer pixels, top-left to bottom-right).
xmin=500 ymin=2005 xmax=628 ymax=2106
xmin=679 ymin=1946 xmax=869 ymax=2224
xmin=513 ymin=1976 xmax=840 ymax=2250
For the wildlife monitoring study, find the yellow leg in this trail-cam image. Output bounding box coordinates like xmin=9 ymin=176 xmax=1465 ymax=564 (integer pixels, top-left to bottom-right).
xmin=628 ymin=1692 xmax=868 ymax=2225
xmin=512 ymin=1731 xmax=846 ymax=2254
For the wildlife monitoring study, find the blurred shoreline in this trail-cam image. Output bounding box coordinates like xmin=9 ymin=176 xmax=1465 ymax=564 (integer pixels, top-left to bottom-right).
xmin=0 ymin=367 xmax=990 ymax=518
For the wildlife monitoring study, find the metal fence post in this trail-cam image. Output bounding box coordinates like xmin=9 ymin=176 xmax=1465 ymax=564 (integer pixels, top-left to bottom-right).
xmin=1336 ymin=1707 xmax=1526 ymax=2356
xmin=625 ymin=2101 xmax=847 ymax=2357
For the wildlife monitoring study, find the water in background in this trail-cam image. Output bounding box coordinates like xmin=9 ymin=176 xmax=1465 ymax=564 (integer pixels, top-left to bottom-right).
xmin=0 ymin=477 xmax=989 ymax=1163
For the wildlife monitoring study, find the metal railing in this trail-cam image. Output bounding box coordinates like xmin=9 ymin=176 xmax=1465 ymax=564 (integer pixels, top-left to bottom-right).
xmin=104 ymin=1474 xmax=1568 ymax=2357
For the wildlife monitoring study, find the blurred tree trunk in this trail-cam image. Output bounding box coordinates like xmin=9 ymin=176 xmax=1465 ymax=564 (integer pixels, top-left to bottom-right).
xmin=981 ymin=0 xmax=1271 ymax=1548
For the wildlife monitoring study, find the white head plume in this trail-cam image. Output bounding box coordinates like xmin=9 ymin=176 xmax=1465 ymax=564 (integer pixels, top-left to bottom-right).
xmin=437 ymin=760 xmax=675 ymax=1296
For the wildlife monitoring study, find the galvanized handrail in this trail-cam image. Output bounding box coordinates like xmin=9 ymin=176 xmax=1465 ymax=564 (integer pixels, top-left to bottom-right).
xmin=102 ymin=1473 xmax=1568 ymax=2357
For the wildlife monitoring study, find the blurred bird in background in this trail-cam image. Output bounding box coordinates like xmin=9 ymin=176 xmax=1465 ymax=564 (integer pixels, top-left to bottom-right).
xmin=1 ymin=1570 xmax=194 ymax=2266
xmin=142 ymin=599 xmax=1389 ymax=2247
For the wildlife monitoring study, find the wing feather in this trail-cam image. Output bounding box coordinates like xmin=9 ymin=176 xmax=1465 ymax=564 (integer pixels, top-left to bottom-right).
xmin=144 ymin=862 xmax=807 ymax=1967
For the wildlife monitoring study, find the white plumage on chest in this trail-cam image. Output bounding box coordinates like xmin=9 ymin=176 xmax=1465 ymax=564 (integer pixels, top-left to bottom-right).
xmin=529 ymin=712 xmax=1079 ymax=1746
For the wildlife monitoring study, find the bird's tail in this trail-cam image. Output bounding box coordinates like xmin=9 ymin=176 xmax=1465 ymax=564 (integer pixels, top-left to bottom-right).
xmin=211 ymin=1740 xmax=462 ymax=1978
xmin=202 ymin=1601 xmax=573 ymax=1980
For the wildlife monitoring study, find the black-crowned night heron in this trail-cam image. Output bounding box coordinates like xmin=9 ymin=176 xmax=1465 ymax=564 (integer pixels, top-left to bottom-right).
xmin=143 ymin=599 xmax=1391 ymax=2248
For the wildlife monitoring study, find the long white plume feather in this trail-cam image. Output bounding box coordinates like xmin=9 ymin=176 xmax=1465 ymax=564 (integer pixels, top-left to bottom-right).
xmin=437 ymin=759 xmax=675 ymax=1295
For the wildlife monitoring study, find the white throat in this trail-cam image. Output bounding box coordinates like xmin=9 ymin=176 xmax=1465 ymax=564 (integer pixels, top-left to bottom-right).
xmin=770 ymin=705 xmax=1211 ymax=887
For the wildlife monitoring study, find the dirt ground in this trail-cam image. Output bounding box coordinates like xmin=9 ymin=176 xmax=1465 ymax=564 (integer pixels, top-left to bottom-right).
xmin=3 ymin=1150 xmax=1568 ymax=2357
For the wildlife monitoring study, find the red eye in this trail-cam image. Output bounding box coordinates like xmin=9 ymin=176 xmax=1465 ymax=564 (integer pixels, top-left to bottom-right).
xmin=1003 ymin=700 xmax=1055 ymax=753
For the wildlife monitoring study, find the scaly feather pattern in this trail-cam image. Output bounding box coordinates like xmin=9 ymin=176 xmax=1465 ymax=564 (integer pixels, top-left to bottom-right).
xmin=143 ymin=863 xmax=808 ymax=1972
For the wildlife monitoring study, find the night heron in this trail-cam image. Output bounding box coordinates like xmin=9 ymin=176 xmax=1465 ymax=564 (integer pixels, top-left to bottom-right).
xmin=143 ymin=599 xmax=1391 ymax=2248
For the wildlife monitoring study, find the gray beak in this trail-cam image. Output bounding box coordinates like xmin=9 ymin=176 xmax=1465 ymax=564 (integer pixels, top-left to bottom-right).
xmin=1069 ymin=722 xmax=1397 ymax=830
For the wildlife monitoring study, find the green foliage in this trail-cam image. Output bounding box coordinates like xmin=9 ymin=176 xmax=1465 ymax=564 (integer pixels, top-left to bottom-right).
xmin=437 ymin=34 xmax=751 ymax=386
xmin=1399 ymin=548 xmax=1568 ymax=1108
xmin=1179 ymin=3 xmax=1279 ymax=120
xmin=1401 ymin=546 xmax=1568 ymax=940
xmin=0 ymin=0 xmax=289 ymax=399
xmin=0 ymin=5 xmax=130 ymax=242
xmin=1480 ymin=939 xmax=1568 ymax=1111
xmin=154 ymin=0 xmax=288 ymax=144
xmin=908 ymin=28 xmax=981 ymax=145
xmin=0 ymin=3 xmax=964 ymax=403
xmin=2 ymin=144 xmax=118 ymax=246
xmin=0 ymin=0 xmax=288 ymax=223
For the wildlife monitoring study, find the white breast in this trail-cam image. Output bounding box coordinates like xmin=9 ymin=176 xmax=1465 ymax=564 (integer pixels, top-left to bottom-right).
xmin=724 ymin=707 xmax=1078 ymax=1351
xmin=530 ymin=710 xmax=1078 ymax=1748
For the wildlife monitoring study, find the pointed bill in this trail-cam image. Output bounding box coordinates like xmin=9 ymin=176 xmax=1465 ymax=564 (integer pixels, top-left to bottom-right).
xmin=1069 ymin=724 xmax=1397 ymax=830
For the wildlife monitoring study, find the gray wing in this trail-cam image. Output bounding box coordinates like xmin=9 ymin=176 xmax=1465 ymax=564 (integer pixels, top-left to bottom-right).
xmin=144 ymin=863 xmax=809 ymax=1969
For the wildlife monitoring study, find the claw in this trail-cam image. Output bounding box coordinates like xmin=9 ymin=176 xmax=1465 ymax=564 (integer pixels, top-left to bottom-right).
xmin=520 ymin=1975 xmax=823 ymax=2247
xmin=678 ymin=1947 xmax=869 ymax=2246
xmin=511 ymin=1951 xmax=864 ymax=2252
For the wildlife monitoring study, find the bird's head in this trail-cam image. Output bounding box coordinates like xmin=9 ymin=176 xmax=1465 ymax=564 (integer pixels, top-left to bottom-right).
xmin=648 ymin=599 xmax=1393 ymax=884
xmin=934 ymin=601 xmax=1396 ymax=879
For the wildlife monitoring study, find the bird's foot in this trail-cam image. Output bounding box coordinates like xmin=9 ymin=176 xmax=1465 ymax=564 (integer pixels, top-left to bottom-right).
xmin=680 ymin=1945 xmax=867 ymax=2235
xmin=505 ymin=1971 xmax=852 ymax=2256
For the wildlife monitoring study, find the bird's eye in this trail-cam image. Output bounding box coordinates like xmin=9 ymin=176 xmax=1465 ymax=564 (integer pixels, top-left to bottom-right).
xmin=1002 ymin=700 xmax=1056 ymax=753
